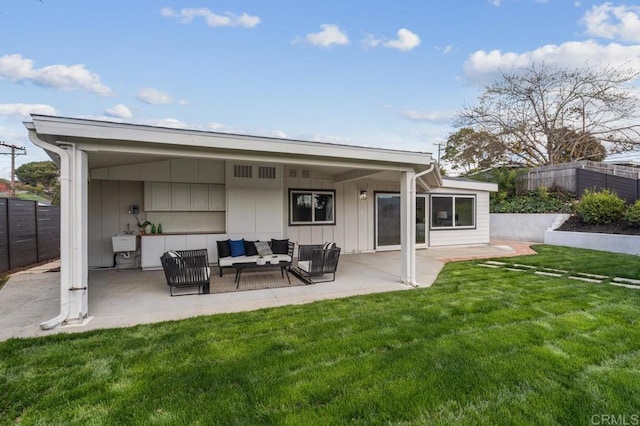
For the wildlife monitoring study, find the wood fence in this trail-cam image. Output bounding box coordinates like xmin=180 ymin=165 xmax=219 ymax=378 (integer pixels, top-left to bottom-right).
xmin=0 ymin=198 xmax=60 ymax=273
xmin=527 ymin=161 xmax=640 ymax=203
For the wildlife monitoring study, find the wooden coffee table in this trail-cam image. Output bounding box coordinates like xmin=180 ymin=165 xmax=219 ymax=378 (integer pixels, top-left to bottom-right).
xmin=232 ymin=261 xmax=291 ymax=288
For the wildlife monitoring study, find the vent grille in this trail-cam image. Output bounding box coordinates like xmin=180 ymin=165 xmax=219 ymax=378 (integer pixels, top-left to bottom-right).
xmin=258 ymin=166 xmax=277 ymax=179
xmin=301 ymin=169 xmax=310 ymax=178
xmin=233 ymin=164 xmax=252 ymax=178
xmin=288 ymin=168 xmax=298 ymax=178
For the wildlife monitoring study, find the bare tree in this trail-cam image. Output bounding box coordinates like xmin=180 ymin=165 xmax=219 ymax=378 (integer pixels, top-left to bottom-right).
xmin=456 ymin=61 xmax=640 ymax=167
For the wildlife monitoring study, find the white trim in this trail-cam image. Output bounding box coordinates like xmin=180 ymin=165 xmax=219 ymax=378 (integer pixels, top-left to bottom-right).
xmin=30 ymin=115 xmax=434 ymax=168
xmin=442 ymin=178 xmax=497 ymax=192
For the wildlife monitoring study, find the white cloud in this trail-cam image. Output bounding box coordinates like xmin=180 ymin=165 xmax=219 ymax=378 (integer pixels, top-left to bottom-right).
xmin=298 ymin=24 xmax=349 ymax=47
xmin=104 ymin=104 xmax=132 ymax=119
xmin=136 ymin=87 xmax=173 ymax=105
xmin=161 ymin=7 xmax=260 ymax=28
xmin=361 ymin=33 xmax=382 ymax=50
xmin=0 ymin=54 xmax=112 ymax=95
xmin=0 ymin=103 xmax=57 ymax=117
xmin=463 ymin=40 xmax=640 ymax=84
xmin=443 ymin=45 xmax=453 ymax=54
xmin=383 ymin=28 xmax=421 ymax=52
xmin=491 ymin=0 xmax=501 ymax=6
xmin=400 ymin=110 xmax=456 ymax=124
xmin=583 ymin=4 xmax=640 ymax=43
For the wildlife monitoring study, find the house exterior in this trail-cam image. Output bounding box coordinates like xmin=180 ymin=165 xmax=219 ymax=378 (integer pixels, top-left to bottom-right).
xmin=25 ymin=115 xmax=497 ymax=328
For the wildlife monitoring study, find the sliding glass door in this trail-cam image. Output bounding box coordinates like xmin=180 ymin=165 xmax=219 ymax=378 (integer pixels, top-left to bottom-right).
xmin=375 ymin=193 xmax=427 ymax=250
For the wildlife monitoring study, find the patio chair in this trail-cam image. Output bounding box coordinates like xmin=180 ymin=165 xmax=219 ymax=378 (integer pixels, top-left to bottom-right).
xmin=160 ymin=249 xmax=211 ymax=296
xmin=293 ymin=244 xmax=341 ymax=284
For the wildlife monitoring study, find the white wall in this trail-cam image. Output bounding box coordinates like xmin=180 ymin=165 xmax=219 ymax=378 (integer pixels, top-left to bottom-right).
xmin=427 ymin=189 xmax=491 ymax=247
xmin=491 ymin=213 xmax=570 ymax=242
xmin=284 ymin=167 xmax=399 ymax=253
xmin=226 ymin=187 xmax=283 ymax=241
xmin=545 ymin=230 xmax=640 ymax=256
xmin=88 ymin=180 xmax=144 ymax=267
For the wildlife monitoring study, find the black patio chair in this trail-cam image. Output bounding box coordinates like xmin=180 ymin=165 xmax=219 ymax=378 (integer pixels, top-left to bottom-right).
xmin=160 ymin=249 xmax=211 ymax=296
xmin=293 ymin=244 xmax=341 ymax=284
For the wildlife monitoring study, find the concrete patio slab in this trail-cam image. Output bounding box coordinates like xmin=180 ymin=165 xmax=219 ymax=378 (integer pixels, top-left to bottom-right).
xmin=0 ymin=242 xmax=529 ymax=341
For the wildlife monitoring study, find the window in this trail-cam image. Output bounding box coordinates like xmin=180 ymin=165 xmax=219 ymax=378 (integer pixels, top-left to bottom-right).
xmin=431 ymin=195 xmax=475 ymax=229
xmin=289 ymin=189 xmax=336 ymax=225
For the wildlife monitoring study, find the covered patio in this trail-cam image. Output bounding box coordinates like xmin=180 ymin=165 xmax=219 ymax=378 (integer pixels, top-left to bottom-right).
xmin=0 ymin=242 xmax=531 ymax=341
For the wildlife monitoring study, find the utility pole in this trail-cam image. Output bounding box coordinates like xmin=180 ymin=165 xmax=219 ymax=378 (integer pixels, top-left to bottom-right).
xmin=0 ymin=141 xmax=27 ymax=198
xmin=434 ymin=142 xmax=446 ymax=162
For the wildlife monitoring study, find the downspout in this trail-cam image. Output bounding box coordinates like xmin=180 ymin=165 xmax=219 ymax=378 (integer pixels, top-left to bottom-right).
xmin=27 ymin=125 xmax=72 ymax=330
xmin=407 ymin=162 xmax=437 ymax=287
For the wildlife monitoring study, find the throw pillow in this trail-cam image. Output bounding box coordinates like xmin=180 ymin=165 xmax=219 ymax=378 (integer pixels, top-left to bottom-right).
xmin=254 ymin=241 xmax=273 ymax=256
xmin=244 ymin=240 xmax=258 ymax=256
xmin=271 ymin=238 xmax=289 ymax=254
xmin=166 ymin=250 xmax=181 ymax=258
xmin=229 ymin=239 xmax=246 ymax=257
xmin=216 ymin=240 xmax=231 ymax=258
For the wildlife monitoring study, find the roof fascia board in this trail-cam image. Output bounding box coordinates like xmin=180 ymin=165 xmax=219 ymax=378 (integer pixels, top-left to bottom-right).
xmin=30 ymin=115 xmax=433 ymax=168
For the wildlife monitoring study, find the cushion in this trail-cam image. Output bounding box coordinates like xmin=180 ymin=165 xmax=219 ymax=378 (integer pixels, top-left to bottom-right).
xmin=244 ymin=240 xmax=258 ymax=256
xmin=254 ymin=241 xmax=273 ymax=256
xmin=166 ymin=250 xmax=181 ymax=258
xmin=322 ymin=242 xmax=331 ymax=249
xmin=216 ymin=240 xmax=231 ymax=258
xmin=271 ymin=239 xmax=289 ymax=254
xmin=229 ymin=239 xmax=246 ymax=257
xmin=298 ymin=260 xmax=310 ymax=272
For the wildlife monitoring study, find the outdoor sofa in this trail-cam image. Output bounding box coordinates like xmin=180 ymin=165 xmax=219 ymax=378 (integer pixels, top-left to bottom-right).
xmin=216 ymin=238 xmax=295 ymax=277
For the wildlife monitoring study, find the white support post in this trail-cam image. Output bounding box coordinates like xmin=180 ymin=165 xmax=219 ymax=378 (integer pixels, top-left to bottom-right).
xmin=400 ymin=171 xmax=415 ymax=284
xmin=70 ymin=148 xmax=89 ymax=319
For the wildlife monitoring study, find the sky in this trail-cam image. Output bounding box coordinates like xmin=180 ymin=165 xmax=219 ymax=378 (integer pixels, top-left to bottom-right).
xmin=1 ymin=0 xmax=640 ymax=179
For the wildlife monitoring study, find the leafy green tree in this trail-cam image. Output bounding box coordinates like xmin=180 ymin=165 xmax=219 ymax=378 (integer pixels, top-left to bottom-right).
xmin=442 ymin=128 xmax=506 ymax=174
xmin=457 ymin=62 xmax=640 ymax=166
xmin=15 ymin=161 xmax=59 ymax=189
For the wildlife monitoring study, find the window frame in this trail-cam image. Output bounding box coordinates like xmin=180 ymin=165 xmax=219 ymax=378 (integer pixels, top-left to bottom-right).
xmin=288 ymin=189 xmax=336 ymax=226
xmin=430 ymin=194 xmax=476 ymax=230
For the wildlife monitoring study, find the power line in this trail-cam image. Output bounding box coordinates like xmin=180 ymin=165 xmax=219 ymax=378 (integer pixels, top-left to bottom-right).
xmin=0 ymin=141 xmax=27 ymax=198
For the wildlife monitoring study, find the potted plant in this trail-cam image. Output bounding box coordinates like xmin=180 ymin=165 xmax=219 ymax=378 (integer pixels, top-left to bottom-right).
xmin=257 ymin=255 xmax=266 ymax=265
xmin=137 ymin=219 xmax=151 ymax=235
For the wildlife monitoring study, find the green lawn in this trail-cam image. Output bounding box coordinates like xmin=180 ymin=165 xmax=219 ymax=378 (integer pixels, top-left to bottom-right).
xmin=1 ymin=246 xmax=640 ymax=424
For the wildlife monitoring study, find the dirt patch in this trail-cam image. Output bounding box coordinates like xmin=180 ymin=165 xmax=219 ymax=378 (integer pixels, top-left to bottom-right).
xmin=557 ymin=216 xmax=640 ymax=236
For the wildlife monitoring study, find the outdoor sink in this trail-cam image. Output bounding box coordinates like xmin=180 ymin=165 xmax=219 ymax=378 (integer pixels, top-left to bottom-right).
xmin=112 ymin=235 xmax=137 ymax=253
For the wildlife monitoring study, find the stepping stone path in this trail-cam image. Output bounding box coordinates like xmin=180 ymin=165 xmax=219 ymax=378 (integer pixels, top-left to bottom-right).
xmin=477 ymin=261 xmax=640 ymax=290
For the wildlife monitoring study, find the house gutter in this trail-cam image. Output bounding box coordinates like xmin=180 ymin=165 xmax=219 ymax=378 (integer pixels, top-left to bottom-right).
xmin=407 ymin=162 xmax=437 ymax=287
xmin=26 ymin=124 xmax=73 ymax=330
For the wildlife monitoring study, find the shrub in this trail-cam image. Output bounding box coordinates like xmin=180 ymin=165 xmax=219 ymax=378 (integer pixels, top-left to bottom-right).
xmin=490 ymin=187 xmax=576 ymax=213
xmin=576 ymin=189 xmax=626 ymax=225
xmin=624 ymin=200 xmax=640 ymax=227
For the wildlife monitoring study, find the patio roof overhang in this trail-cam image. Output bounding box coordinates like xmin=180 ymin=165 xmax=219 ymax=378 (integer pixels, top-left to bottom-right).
xmin=24 ymin=114 xmax=442 ymax=329
xmin=26 ymin=115 xmax=441 ymax=188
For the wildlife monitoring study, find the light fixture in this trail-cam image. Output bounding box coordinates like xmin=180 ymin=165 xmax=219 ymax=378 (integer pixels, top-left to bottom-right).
xmin=359 ymin=190 xmax=368 ymax=200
